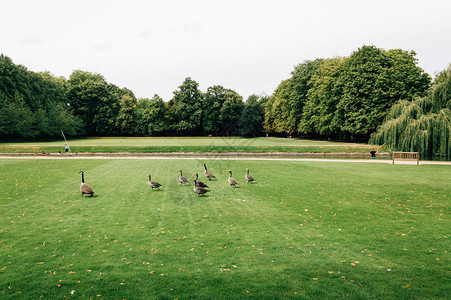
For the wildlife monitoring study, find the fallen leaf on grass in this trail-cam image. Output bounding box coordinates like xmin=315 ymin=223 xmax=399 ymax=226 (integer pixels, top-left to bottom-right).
xmin=328 ymin=271 xmax=334 ymax=274
xmin=403 ymin=285 xmax=410 ymax=288
xmin=37 ymin=262 xmax=44 ymax=265
xmin=313 ymin=278 xmax=318 ymax=281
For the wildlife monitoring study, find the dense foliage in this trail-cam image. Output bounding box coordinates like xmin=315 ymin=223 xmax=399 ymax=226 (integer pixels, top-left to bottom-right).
xmin=0 ymin=55 xmax=84 ymax=138
xmin=0 ymin=56 xmax=266 ymax=138
xmin=370 ymin=64 xmax=451 ymax=157
xmin=265 ymin=46 xmax=431 ymax=140
xmin=0 ymin=46 xmax=448 ymax=157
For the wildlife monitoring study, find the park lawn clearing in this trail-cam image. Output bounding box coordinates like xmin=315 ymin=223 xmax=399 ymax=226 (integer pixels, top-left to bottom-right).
xmin=0 ymin=158 xmax=449 ymax=299
xmin=0 ymin=137 xmax=378 ymax=154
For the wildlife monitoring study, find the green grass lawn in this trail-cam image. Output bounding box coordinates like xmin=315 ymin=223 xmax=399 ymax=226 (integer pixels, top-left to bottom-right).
xmin=1 ymin=158 xmax=449 ymax=299
xmin=0 ymin=137 xmax=378 ymax=154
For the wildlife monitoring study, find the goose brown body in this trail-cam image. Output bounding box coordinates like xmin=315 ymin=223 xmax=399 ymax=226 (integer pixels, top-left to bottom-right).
xmin=178 ymin=169 xmax=189 ymax=185
xmin=148 ymin=174 xmax=162 ymax=191
xmin=193 ymin=179 xmax=210 ymax=196
xmin=79 ymin=171 xmax=94 ymax=196
xmin=203 ymin=163 xmax=215 ymax=181
xmin=245 ymin=168 xmax=256 ymax=183
xmin=194 ymin=173 xmax=209 ymax=188
xmin=227 ymin=170 xmax=238 ymax=187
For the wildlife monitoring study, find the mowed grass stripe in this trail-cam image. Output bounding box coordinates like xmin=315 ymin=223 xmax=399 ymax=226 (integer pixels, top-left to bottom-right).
xmin=0 ymin=137 xmax=377 ymax=154
xmin=0 ymin=159 xmax=449 ymax=299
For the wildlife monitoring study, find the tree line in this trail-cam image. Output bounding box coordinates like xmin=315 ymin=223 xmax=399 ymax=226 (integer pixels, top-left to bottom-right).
xmin=1 ymin=46 xmax=449 ymax=156
xmin=0 ymin=55 xmax=84 ymax=138
xmin=0 ymin=54 xmax=265 ymax=138
xmin=264 ymin=46 xmax=432 ymax=140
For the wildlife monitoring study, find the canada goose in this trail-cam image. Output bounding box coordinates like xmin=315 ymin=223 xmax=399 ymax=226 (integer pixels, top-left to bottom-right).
xmin=193 ymin=179 xmax=210 ymax=196
xmin=178 ymin=169 xmax=189 ymax=185
xmin=245 ymin=168 xmax=256 ymax=183
xmin=148 ymin=174 xmax=162 ymax=191
xmin=203 ymin=163 xmax=215 ymax=181
xmin=194 ymin=173 xmax=209 ymax=188
xmin=227 ymin=170 xmax=238 ymax=187
xmin=79 ymin=171 xmax=94 ymax=196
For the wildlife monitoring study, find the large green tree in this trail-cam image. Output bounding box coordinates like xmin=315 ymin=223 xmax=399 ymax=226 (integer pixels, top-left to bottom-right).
xmin=218 ymin=89 xmax=244 ymax=136
xmin=300 ymin=57 xmax=347 ymax=137
xmin=0 ymin=55 xmax=83 ymax=138
xmin=239 ymin=94 xmax=265 ymax=137
xmin=0 ymin=96 xmax=34 ymax=137
xmin=202 ymin=85 xmax=246 ymax=136
xmin=264 ymin=79 xmax=292 ymax=135
xmin=265 ymin=46 xmax=431 ymax=140
xmin=335 ymin=45 xmax=430 ymax=139
xmin=264 ymin=59 xmax=323 ymax=136
xmin=289 ymin=59 xmax=323 ymax=135
xmin=203 ymin=85 xmax=228 ymax=135
xmin=137 ymin=95 xmax=168 ymax=136
xmin=67 ymin=70 xmax=120 ymax=136
xmin=169 ymin=77 xmax=203 ymax=135
xmin=116 ymin=94 xmax=138 ymax=135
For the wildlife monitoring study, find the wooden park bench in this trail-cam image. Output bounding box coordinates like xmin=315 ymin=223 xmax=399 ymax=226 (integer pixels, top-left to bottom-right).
xmin=392 ymin=152 xmax=420 ymax=165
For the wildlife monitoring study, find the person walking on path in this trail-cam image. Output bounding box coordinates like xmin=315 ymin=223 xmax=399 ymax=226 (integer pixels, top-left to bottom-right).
xmin=65 ymin=143 xmax=69 ymax=154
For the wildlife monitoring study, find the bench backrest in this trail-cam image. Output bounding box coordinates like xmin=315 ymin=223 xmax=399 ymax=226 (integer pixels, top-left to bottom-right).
xmin=392 ymin=152 xmax=420 ymax=165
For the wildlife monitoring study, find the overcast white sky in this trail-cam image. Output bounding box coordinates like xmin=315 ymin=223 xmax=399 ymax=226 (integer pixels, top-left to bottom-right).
xmin=1 ymin=0 xmax=450 ymax=101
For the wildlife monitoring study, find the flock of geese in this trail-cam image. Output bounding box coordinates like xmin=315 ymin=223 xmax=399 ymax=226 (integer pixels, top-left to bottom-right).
xmin=79 ymin=163 xmax=256 ymax=197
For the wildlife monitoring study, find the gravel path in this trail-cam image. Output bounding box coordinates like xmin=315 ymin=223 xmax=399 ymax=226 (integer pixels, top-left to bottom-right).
xmin=0 ymin=153 xmax=450 ymax=165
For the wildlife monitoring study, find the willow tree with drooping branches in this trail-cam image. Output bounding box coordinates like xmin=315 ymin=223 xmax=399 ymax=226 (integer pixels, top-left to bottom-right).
xmin=369 ymin=64 xmax=451 ymax=158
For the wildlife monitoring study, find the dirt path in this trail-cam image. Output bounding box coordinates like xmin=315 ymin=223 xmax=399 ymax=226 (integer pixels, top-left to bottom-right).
xmin=1 ymin=154 xmax=450 ymax=165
